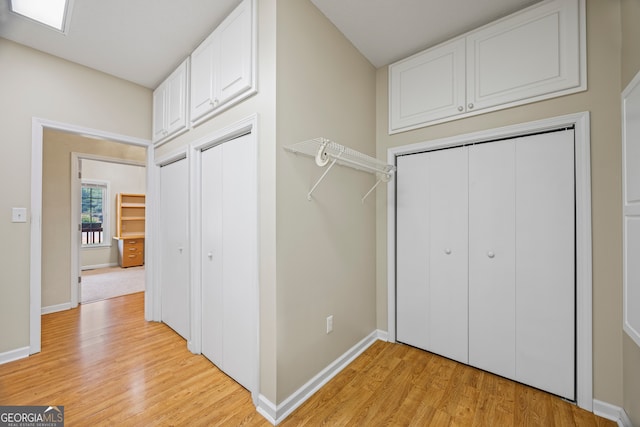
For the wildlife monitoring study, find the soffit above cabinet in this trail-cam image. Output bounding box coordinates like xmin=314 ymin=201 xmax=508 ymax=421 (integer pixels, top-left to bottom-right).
xmin=310 ymin=0 xmax=541 ymax=68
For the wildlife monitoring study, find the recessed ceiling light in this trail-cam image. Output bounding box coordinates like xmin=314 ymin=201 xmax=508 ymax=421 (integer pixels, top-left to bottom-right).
xmin=10 ymin=0 xmax=69 ymax=31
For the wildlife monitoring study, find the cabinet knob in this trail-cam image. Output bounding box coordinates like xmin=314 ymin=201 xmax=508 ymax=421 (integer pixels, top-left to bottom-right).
xmin=207 ymin=252 xmax=213 ymax=259
xmin=468 ymin=103 xmax=474 ymax=109
xmin=178 ymin=247 xmax=183 ymax=254
xmin=444 ymin=248 xmax=452 ymax=255
xmin=487 ymin=251 xmax=495 ymax=258
xmin=457 ymin=106 xmax=463 ymax=112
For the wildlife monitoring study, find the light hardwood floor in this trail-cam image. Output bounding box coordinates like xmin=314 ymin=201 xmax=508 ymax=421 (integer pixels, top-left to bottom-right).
xmin=0 ymin=293 xmax=615 ymax=426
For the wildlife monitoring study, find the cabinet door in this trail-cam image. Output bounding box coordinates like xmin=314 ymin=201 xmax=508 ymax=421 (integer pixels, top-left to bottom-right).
xmin=217 ymin=0 xmax=252 ymax=105
xmin=468 ymin=140 xmax=516 ymax=379
xmin=190 ymin=34 xmax=215 ymax=122
xmin=152 ymin=84 xmax=167 ymax=141
xmin=166 ymin=60 xmax=188 ymax=135
xmin=159 ymin=158 xmax=190 ymax=340
xmin=466 ymin=0 xmax=580 ymax=111
xmin=390 ymin=38 xmax=466 ymax=132
xmin=515 ymin=130 xmax=575 ymax=400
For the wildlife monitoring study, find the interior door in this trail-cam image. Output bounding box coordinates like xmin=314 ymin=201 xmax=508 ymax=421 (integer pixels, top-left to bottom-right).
xmin=201 ymin=132 xmax=257 ymax=391
xmin=159 ymin=157 xmax=190 ymax=340
xmin=468 ymin=140 xmax=516 ymax=379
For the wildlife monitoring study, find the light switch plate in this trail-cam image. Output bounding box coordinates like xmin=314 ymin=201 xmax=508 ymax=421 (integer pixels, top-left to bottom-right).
xmin=12 ymin=207 xmax=27 ymax=223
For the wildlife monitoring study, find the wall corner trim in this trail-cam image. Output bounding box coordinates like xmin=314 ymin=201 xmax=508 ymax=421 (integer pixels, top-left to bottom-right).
xmin=593 ymin=399 xmax=633 ymax=427
xmin=257 ymin=330 xmax=383 ymax=425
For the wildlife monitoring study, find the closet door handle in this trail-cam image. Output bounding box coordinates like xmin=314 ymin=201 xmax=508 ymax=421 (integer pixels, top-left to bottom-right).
xmin=444 ymin=248 xmax=452 ymax=255
xmin=487 ymin=251 xmax=495 ymax=259
xmin=207 ymin=252 xmax=213 ymax=260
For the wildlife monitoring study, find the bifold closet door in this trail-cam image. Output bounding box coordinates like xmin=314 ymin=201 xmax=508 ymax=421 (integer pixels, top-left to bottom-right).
xmin=468 ymin=140 xmax=517 ymax=379
xmin=468 ymin=131 xmax=575 ymax=399
xmin=514 ymin=130 xmax=575 ymax=400
xmin=201 ymin=133 xmax=256 ymax=392
xmin=396 ymin=147 xmax=469 ymax=363
xmin=159 ymin=157 xmax=190 ymax=340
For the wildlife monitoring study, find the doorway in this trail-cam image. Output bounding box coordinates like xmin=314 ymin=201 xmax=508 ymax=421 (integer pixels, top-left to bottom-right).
xmin=30 ymin=118 xmax=152 ymax=354
xmin=72 ymin=156 xmax=147 ymax=304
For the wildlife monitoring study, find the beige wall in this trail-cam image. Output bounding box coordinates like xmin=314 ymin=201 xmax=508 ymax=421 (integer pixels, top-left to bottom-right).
xmin=275 ymin=0 xmax=377 ymax=402
xmin=0 ymin=38 xmax=151 ymax=353
xmin=376 ymin=0 xmax=624 ymax=407
xmin=621 ymin=0 xmax=640 ymax=423
xmin=42 ymin=130 xmax=146 ymax=308
xmin=153 ymin=0 xmax=279 ymax=403
xmin=80 ymin=159 xmax=146 ymax=270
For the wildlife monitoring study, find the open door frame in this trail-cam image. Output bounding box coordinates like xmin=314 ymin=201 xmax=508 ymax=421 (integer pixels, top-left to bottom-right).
xmin=30 ymin=117 xmax=152 ymax=354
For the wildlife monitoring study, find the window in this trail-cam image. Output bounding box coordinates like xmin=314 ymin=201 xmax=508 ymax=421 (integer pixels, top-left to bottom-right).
xmin=10 ymin=0 xmax=69 ymax=31
xmin=81 ymin=181 xmax=109 ymax=246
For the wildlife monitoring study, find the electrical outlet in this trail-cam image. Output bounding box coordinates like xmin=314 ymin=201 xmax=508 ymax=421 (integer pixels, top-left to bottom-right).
xmin=326 ymin=315 xmax=333 ymax=334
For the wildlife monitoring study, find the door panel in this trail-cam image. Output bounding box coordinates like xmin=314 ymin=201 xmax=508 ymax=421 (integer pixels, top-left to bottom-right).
xmin=396 ymin=153 xmax=431 ymax=350
xmin=201 ymin=145 xmax=224 ymax=367
xmin=200 ymin=133 xmax=256 ymax=392
xmin=515 ymin=130 xmax=575 ymax=400
xmin=221 ymin=133 xmax=256 ymax=390
xmin=468 ymin=140 xmax=516 ymax=379
xmin=160 ymin=157 xmax=190 ymax=340
xmin=428 ymin=147 xmax=469 ymax=363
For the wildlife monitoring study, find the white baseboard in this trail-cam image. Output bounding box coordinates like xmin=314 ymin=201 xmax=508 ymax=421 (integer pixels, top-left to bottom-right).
xmin=41 ymin=302 xmax=72 ymax=315
xmin=0 ymin=346 xmax=29 ymax=365
xmin=257 ymin=329 xmax=382 ymax=425
xmin=593 ymin=399 xmax=633 ymax=427
xmin=81 ymin=262 xmax=118 ymax=271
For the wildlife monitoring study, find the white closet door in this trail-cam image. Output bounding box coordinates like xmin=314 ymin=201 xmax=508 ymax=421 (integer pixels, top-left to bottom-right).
xmin=201 ymin=133 xmax=256 ymax=392
xmin=468 ymin=140 xmax=516 ymax=379
xmin=515 ymin=130 xmax=575 ymax=400
xmin=221 ymin=133 xmax=256 ymax=390
xmin=160 ymin=157 xmax=190 ymax=340
xmin=201 ymin=145 xmax=223 ymax=367
xmin=396 ymin=148 xmax=468 ymax=362
xmin=396 ymin=153 xmax=431 ymax=350
xmin=428 ymin=147 xmax=469 ymax=363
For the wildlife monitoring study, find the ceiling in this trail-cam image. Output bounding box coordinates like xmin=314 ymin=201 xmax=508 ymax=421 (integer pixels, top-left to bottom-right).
xmin=0 ymin=0 xmax=540 ymax=89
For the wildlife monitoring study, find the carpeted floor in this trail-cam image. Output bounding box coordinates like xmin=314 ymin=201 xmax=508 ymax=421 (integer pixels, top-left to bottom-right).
xmin=81 ymin=266 xmax=145 ymax=304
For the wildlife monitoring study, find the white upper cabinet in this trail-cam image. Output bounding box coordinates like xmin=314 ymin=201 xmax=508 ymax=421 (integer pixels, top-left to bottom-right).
xmin=190 ymin=0 xmax=255 ymax=125
xmin=466 ymin=0 xmax=580 ymax=111
xmin=389 ymin=0 xmax=585 ymax=134
xmin=390 ymin=38 xmax=466 ymax=131
xmin=153 ymin=58 xmax=189 ymax=144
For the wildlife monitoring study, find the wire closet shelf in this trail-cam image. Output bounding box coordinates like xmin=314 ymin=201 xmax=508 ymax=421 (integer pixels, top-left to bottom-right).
xmin=284 ymin=137 xmax=396 ymax=202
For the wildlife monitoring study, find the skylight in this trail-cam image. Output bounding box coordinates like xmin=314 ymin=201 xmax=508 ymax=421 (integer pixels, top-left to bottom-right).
xmin=10 ymin=0 xmax=68 ymax=31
